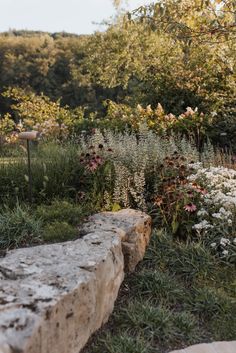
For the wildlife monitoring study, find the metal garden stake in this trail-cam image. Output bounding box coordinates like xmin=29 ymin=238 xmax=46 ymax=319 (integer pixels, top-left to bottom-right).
xmin=19 ymin=131 xmax=39 ymax=204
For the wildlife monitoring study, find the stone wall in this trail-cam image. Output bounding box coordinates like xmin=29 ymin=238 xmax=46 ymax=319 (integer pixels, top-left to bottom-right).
xmin=0 ymin=209 xmax=151 ymax=353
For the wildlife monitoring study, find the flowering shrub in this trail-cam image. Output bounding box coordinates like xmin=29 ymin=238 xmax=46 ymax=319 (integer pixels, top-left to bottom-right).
xmin=187 ymin=165 xmax=236 ymax=263
xmin=79 ymin=127 xmax=199 ymax=210
xmin=105 ymin=100 xmax=213 ymax=149
xmin=79 ymin=143 xmax=114 ymax=208
xmin=147 ymin=154 xmax=236 ymax=263
xmin=151 ymin=154 xmax=206 ymax=238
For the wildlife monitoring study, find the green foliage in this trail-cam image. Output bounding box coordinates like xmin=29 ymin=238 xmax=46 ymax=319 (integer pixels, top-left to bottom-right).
xmin=116 ymin=301 xmax=176 ymax=341
xmin=2 ymin=87 xmax=76 ymax=140
xmin=96 ymin=334 xmax=150 ymax=353
xmin=129 ymin=269 xmax=186 ymax=305
xmin=0 ymin=204 xmax=42 ymax=249
xmin=42 ymin=221 xmax=78 ymax=243
xmin=190 ymin=286 xmax=235 ymax=320
xmin=0 ymin=142 xmax=83 ymax=205
xmin=0 ymin=4 xmax=235 ymax=146
xmin=146 ymin=231 xmax=219 ymax=282
xmin=84 ymin=230 xmax=235 ymax=353
xmin=35 ymin=200 xmax=86 ymax=226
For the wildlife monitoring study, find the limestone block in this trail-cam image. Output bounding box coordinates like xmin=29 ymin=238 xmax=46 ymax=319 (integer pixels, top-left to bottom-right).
xmin=82 ymin=209 xmax=152 ymax=272
xmin=0 ymin=209 xmax=151 ymax=353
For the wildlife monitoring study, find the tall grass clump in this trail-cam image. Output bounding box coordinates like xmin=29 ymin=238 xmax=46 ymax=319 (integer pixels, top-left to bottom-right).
xmin=0 ymin=141 xmax=82 ymax=205
xmin=0 ymin=204 xmax=42 ymax=249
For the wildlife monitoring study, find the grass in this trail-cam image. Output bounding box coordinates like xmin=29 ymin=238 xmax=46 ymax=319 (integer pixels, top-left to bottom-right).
xmin=0 ymin=203 xmax=43 ymax=249
xmin=82 ymin=230 xmax=236 ymax=353
xmin=0 ymin=199 xmax=95 ymax=250
xmin=0 ymin=141 xmax=82 ymax=205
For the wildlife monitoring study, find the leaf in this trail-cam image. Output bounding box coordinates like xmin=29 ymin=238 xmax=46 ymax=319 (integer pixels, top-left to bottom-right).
xmin=24 ymin=175 xmax=29 ymax=182
xmin=171 ymin=219 xmax=179 ymax=234
xmin=112 ymin=203 xmax=121 ymax=212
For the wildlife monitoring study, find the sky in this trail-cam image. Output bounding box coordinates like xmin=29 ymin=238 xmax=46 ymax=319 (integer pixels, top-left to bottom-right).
xmin=0 ymin=0 xmax=152 ymax=34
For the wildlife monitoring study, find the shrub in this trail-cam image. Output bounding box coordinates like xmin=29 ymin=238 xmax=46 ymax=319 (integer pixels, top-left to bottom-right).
xmin=80 ymin=127 xmax=199 ymax=210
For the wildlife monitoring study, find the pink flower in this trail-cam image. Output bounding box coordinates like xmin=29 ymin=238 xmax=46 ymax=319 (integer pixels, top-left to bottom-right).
xmin=187 ymin=190 xmax=194 ymax=198
xmin=184 ymin=203 xmax=197 ymax=212
xmin=199 ymin=188 xmax=208 ymax=195
xmin=86 ymin=161 xmax=98 ymax=171
xmin=95 ymin=155 xmax=103 ymax=165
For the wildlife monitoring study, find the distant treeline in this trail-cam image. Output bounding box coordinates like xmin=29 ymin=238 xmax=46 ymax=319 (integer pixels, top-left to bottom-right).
xmin=0 ymin=0 xmax=235 ymax=142
xmin=0 ymin=30 xmax=82 ymax=38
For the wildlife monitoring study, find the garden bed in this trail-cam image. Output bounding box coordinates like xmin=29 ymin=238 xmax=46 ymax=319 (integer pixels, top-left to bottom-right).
xmin=1 ymin=128 xmax=236 ymax=353
xmin=82 ymin=230 xmax=236 ymax=353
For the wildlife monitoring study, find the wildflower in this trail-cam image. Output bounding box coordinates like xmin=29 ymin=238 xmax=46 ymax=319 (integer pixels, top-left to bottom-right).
xmin=210 ymin=242 xmax=217 ymax=248
xmin=222 ymin=250 xmax=229 ymax=256
xmin=184 ymin=203 xmax=197 ymax=212
xmin=199 ymin=188 xmax=208 ymax=195
xmin=192 ymin=220 xmax=213 ymax=230
xmin=86 ymin=161 xmax=98 ymax=172
xmin=212 ymin=213 xmax=222 ymax=219
xmin=98 ymin=144 xmax=104 ymax=149
xmin=220 ymin=237 xmax=230 ymax=246
xmin=187 ymin=190 xmax=194 ymax=197
xmin=154 ymin=196 xmax=163 ymax=206
xmin=197 ymin=209 xmax=208 ymax=217
xmin=95 ymin=155 xmax=103 ymax=165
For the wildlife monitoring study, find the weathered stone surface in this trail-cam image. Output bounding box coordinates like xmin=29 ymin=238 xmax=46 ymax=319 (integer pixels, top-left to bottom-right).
xmin=170 ymin=341 xmax=236 ymax=353
xmin=0 ymin=209 xmax=151 ymax=353
xmin=82 ymin=209 xmax=152 ymax=272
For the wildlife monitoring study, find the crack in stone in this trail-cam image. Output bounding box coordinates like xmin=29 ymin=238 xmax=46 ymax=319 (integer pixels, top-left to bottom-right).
xmin=0 ymin=266 xmax=26 ymax=280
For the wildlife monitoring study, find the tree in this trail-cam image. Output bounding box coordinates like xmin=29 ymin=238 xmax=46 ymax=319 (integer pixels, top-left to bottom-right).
xmin=130 ymin=0 xmax=236 ymax=43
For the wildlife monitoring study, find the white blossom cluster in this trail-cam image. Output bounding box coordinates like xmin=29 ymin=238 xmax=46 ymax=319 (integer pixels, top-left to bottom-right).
xmin=189 ymin=164 xmax=236 ymax=260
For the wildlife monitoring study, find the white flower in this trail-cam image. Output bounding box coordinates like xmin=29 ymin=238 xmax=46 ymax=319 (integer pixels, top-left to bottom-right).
xmin=210 ymin=242 xmax=217 ymax=248
xmin=192 ymin=220 xmax=213 ymax=231
xmin=219 ymin=207 xmax=232 ymax=217
xmin=220 ymin=237 xmax=230 ymax=246
xmin=222 ymin=250 xmax=229 ymax=256
xmin=228 ymin=219 xmax=232 ymax=226
xmin=197 ymin=209 xmax=208 ymax=217
xmin=212 ymin=212 xmax=222 ymax=219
